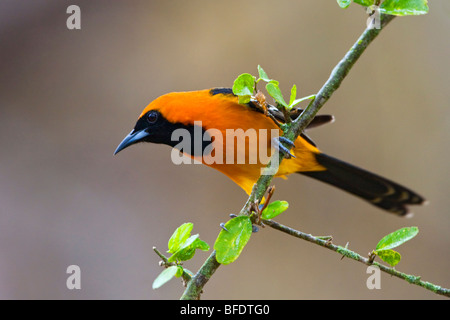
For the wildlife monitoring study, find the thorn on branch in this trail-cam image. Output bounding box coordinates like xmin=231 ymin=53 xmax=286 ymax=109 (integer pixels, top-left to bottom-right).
xmin=219 ymin=223 xmax=229 ymax=232
xmin=368 ymin=251 xmax=377 ymax=264
xmin=260 ymin=185 xmax=275 ymax=212
xmin=316 ymin=235 xmax=333 ymax=244
xmin=251 ymin=185 xmax=276 ymax=227
xmin=340 ymin=242 xmax=350 ymax=260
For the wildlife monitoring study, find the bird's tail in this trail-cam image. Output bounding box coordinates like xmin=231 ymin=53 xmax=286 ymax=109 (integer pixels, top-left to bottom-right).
xmin=299 ymin=153 xmax=426 ymax=216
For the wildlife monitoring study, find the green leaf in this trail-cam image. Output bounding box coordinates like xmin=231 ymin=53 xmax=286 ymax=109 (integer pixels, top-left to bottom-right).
xmin=380 ymin=0 xmax=428 ymax=16
xmin=214 ymin=216 xmax=252 ymax=265
xmin=375 ymin=249 xmax=402 ymax=267
xmin=174 ymin=248 xmax=195 ymax=262
xmin=192 ymin=238 xmax=210 ymax=251
xmin=289 ymin=94 xmax=316 ymax=109
xmin=175 ymin=265 xmax=184 ymax=278
xmin=168 ymin=234 xmax=199 ymax=262
xmin=375 ymin=227 xmax=419 ymax=251
xmin=238 ymin=95 xmax=251 ymax=105
xmin=266 ymin=82 xmax=288 ymax=108
xmin=257 ymin=65 xmax=271 ymax=82
xmin=289 ymin=85 xmax=297 ymax=106
xmin=168 ymin=223 xmax=193 ymax=253
xmin=166 ymin=223 xmax=210 ymax=262
xmin=337 ymin=0 xmax=353 ymax=9
xmin=152 ymin=266 xmax=178 ymax=289
xmin=353 ymin=0 xmax=374 ymax=6
xmin=232 ymin=73 xmax=256 ymax=97
xmin=256 ymin=65 xmax=279 ymax=85
xmin=171 ymin=237 xmax=210 ymax=262
xmin=261 ymin=200 xmax=289 ymax=220
xmin=233 ymin=73 xmax=255 ymax=105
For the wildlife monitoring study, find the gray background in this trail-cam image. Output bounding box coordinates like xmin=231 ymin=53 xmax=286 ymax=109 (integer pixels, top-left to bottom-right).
xmin=1 ymin=0 xmax=449 ymax=299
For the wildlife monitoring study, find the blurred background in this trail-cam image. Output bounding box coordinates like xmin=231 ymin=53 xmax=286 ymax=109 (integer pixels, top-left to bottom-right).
xmin=0 ymin=0 xmax=449 ymax=300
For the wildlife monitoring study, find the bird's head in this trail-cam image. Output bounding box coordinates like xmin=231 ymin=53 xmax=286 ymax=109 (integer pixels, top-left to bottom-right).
xmin=114 ymin=91 xmax=211 ymax=156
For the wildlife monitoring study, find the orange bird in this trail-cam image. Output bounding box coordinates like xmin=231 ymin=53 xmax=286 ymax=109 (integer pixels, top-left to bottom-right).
xmin=115 ymin=88 xmax=425 ymax=216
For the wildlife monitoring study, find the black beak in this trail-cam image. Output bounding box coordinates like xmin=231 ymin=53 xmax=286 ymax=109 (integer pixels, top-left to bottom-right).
xmin=114 ymin=129 xmax=150 ymax=155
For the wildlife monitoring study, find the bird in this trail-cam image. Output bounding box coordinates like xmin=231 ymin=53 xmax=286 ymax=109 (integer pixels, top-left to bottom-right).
xmin=114 ymin=88 xmax=426 ymax=216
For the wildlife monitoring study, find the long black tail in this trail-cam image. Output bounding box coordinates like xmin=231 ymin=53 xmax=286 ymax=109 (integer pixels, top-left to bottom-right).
xmin=300 ymin=153 xmax=426 ymax=216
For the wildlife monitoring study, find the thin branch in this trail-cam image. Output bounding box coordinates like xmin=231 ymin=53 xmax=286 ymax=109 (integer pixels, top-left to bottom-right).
xmin=153 ymin=247 xmax=192 ymax=285
xmin=180 ymin=14 xmax=395 ymax=300
xmin=290 ymin=14 xmax=395 ymax=139
xmin=263 ymin=219 xmax=450 ymax=298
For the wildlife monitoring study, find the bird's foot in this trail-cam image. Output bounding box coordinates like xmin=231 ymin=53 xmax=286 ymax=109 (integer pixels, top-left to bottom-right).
xmin=273 ymin=136 xmax=296 ymax=159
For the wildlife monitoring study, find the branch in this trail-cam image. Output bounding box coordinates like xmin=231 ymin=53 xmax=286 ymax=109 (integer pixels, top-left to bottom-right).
xmin=180 ymin=13 xmax=396 ymax=300
xmin=180 ymin=251 xmax=220 ymax=300
xmin=153 ymin=247 xmax=192 ymax=286
xmin=263 ymin=219 xmax=450 ymax=298
xmin=290 ymin=13 xmax=395 ymax=140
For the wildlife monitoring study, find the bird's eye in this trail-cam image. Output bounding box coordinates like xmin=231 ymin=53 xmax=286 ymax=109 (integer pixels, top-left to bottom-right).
xmin=147 ymin=111 xmax=158 ymax=124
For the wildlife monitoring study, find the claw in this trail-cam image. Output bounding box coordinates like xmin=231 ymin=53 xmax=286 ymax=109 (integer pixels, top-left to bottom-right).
xmin=278 ymin=136 xmax=296 ymax=147
xmin=273 ymin=137 xmax=296 ymax=159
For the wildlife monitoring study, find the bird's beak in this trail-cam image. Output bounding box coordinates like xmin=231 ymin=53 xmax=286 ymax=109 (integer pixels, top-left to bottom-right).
xmin=114 ymin=129 xmax=150 ymax=155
